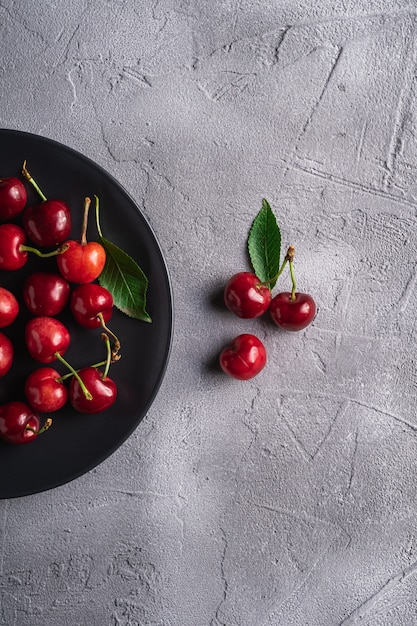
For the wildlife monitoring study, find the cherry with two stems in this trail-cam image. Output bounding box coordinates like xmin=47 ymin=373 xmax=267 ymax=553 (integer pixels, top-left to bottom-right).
xmin=0 ymin=401 xmax=52 ymax=444
xmin=21 ymin=161 xmax=72 ymax=248
xmin=0 ymin=176 xmax=27 ymax=221
xmin=269 ymin=245 xmax=316 ymax=332
xmin=57 ymin=196 xmax=106 ymax=284
xmin=69 ymin=333 xmax=117 ymax=413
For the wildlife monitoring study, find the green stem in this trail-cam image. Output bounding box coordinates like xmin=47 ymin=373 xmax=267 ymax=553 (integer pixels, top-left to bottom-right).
xmin=101 ymin=333 xmax=112 ymax=379
xmin=20 ymin=243 xmax=69 ymax=258
xmin=58 ymin=360 xmax=108 ymax=382
xmin=95 ymin=195 xmax=103 ymax=238
xmin=26 ymin=417 xmax=52 ymax=435
xmin=55 ymin=352 xmax=93 ymax=400
xmin=258 ymin=257 xmax=288 ymax=288
xmin=21 ymin=160 xmax=47 ymax=202
xmin=289 ymin=259 xmax=297 ymax=300
xmin=98 ymin=313 xmax=121 ymax=359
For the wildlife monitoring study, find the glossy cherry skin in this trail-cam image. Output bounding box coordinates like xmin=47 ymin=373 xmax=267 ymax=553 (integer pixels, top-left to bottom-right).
xmin=57 ymin=240 xmax=106 ymax=284
xmin=0 ymin=177 xmax=27 ymax=221
xmin=69 ymin=367 xmax=117 ymax=413
xmin=224 ymin=272 xmax=271 ymax=319
xmin=0 ymin=223 xmax=28 ymax=270
xmin=219 ymin=333 xmax=267 ymax=380
xmin=0 ymin=287 xmax=19 ymax=327
xmin=0 ymin=401 xmax=41 ymax=444
xmin=0 ymin=332 xmax=13 ymax=377
xmin=270 ymin=292 xmax=316 ymax=331
xmin=25 ymin=367 xmax=68 ymax=412
xmin=23 ymin=199 xmax=72 ymax=248
xmin=23 ymin=272 xmax=70 ymax=316
xmin=25 ymin=316 xmax=70 ymax=363
xmin=70 ymin=283 xmax=113 ymax=328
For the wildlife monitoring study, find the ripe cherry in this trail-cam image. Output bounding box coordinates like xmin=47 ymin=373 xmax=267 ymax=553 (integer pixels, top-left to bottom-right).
xmin=23 ymin=272 xmax=70 ymax=316
xmin=0 ymin=287 xmax=19 ymax=327
xmin=0 ymin=401 xmax=51 ymax=444
xmin=0 ymin=177 xmax=27 ymax=221
xmin=57 ymin=197 xmax=105 ymax=283
xmin=70 ymin=283 xmax=113 ymax=329
xmin=270 ymin=292 xmax=316 ymax=331
xmin=219 ymin=333 xmax=267 ymax=380
xmin=25 ymin=316 xmax=70 ymax=363
xmin=224 ymin=272 xmax=271 ymax=318
xmin=69 ymin=366 xmax=117 ymax=413
xmin=21 ymin=160 xmax=71 ymax=248
xmin=23 ymin=199 xmax=72 ymax=248
xmin=24 ymin=367 xmax=68 ymax=413
xmin=0 ymin=332 xmax=13 ymax=377
xmin=0 ymin=223 xmax=29 ymax=270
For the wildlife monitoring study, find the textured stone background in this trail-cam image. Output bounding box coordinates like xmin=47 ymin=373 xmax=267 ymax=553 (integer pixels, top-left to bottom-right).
xmin=1 ymin=1 xmax=417 ymax=624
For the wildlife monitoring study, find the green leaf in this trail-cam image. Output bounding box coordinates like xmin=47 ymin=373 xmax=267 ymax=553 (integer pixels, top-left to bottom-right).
xmin=247 ymin=199 xmax=281 ymax=288
xmin=98 ymin=236 xmax=152 ymax=323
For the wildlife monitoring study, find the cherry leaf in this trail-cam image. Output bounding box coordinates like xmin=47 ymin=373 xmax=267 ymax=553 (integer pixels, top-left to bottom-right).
xmin=247 ymin=199 xmax=281 ymax=288
xmin=98 ymin=236 xmax=152 ymax=323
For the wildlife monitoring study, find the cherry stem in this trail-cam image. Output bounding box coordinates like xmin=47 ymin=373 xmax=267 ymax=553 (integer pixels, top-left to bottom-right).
xmin=80 ymin=197 xmax=91 ymax=245
xmin=98 ymin=313 xmax=121 ymax=360
xmin=95 ymin=195 xmax=103 ymax=238
xmin=285 ymin=245 xmax=297 ymax=301
xmin=55 ymin=352 xmax=93 ymax=400
xmin=26 ymin=417 xmax=53 ymax=435
xmin=58 ymin=359 xmax=109 ymax=382
xmin=258 ymin=245 xmax=296 ymax=290
xmin=20 ymin=243 xmax=69 ymax=258
xmin=101 ymin=333 xmax=112 ymax=379
xmin=21 ymin=160 xmax=47 ymax=202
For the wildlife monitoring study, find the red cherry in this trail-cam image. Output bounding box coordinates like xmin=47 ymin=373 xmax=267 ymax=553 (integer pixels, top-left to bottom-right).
xmin=0 ymin=401 xmax=51 ymax=444
xmin=0 ymin=287 xmax=19 ymax=327
xmin=219 ymin=333 xmax=267 ymax=380
xmin=57 ymin=240 xmax=106 ymax=284
xmin=224 ymin=272 xmax=271 ymax=318
xmin=25 ymin=316 xmax=70 ymax=363
xmin=24 ymin=367 xmax=68 ymax=412
xmin=69 ymin=367 xmax=117 ymax=413
xmin=70 ymin=283 xmax=113 ymax=328
xmin=23 ymin=272 xmax=70 ymax=316
xmin=0 ymin=177 xmax=27 ymax=221
xmin=0 ymin=332 xmax=13 ymax=377
xmin=23 ymin=199 xmax=72 ymax=248
xmin=270 ymin=292 xmax=316 ymax=331
xmin=0 ymin=223 xmax=28 ymax=270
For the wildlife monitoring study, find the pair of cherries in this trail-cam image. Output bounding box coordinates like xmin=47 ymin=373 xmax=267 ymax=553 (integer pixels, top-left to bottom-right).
xmin=0 ymin=172 xmax=118 ymax=444
xmin=219 ymin=268 xmax=316 ymax=381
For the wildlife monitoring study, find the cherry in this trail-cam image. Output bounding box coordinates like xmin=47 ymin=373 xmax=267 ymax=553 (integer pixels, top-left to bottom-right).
xmin=0 ymin=287 xmax=19 ymax=327
xmin=0 ymin=223 xmax=29 ymax=270
xmin=24 ymin=367 xmax=68 ymax=413
xmin=57 ymin=197 xmax=105 ymax=283
xmin=25 ymin=316 xmax=70 ymax=363
xmin=70 ymin=283 xmax=113 ymax=329
xmin=0 ymin=177 xmax=27 ymax=221
xmin=224 ymin=272 xmax=271 ymax=318
xmin=21 ymin=160 xmax=71 ymax=248
xmin=0 ymin=401 xmax=51 ymax=444
xmin=219 ymin=333 xmax=267 ymax=380
xmin=270 ymin=292 xmax=316 ymax=331
xmin=0 ymin=332 xmax=13 ymax=377
xmin=69 ymin=366 xmax=117 ymax=413
xmin=23 ymin=272 xmax=70 ymax=316
xmin=23 ymin=200 xmax=72 ymax=248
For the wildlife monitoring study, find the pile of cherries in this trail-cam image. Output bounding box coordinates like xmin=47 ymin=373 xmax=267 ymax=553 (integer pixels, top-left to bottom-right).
xmin=0 ymin=166 xmax=119 ymax=445
xmin=219 ymin=246 xmax=317 ymax=380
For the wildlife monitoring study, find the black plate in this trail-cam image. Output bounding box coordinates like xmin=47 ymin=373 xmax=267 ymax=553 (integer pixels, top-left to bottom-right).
xmin=0 ymin=129 xmax=173 ymax=498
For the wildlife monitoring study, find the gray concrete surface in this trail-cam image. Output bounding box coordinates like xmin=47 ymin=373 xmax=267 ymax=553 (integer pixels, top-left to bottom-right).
xmin=1 ymin=1 xmax=417 ymax=624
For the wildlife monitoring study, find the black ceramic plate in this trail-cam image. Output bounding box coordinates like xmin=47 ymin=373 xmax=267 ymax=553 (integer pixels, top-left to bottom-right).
xmin=0 ymin=129 xmax=173 ymax=498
